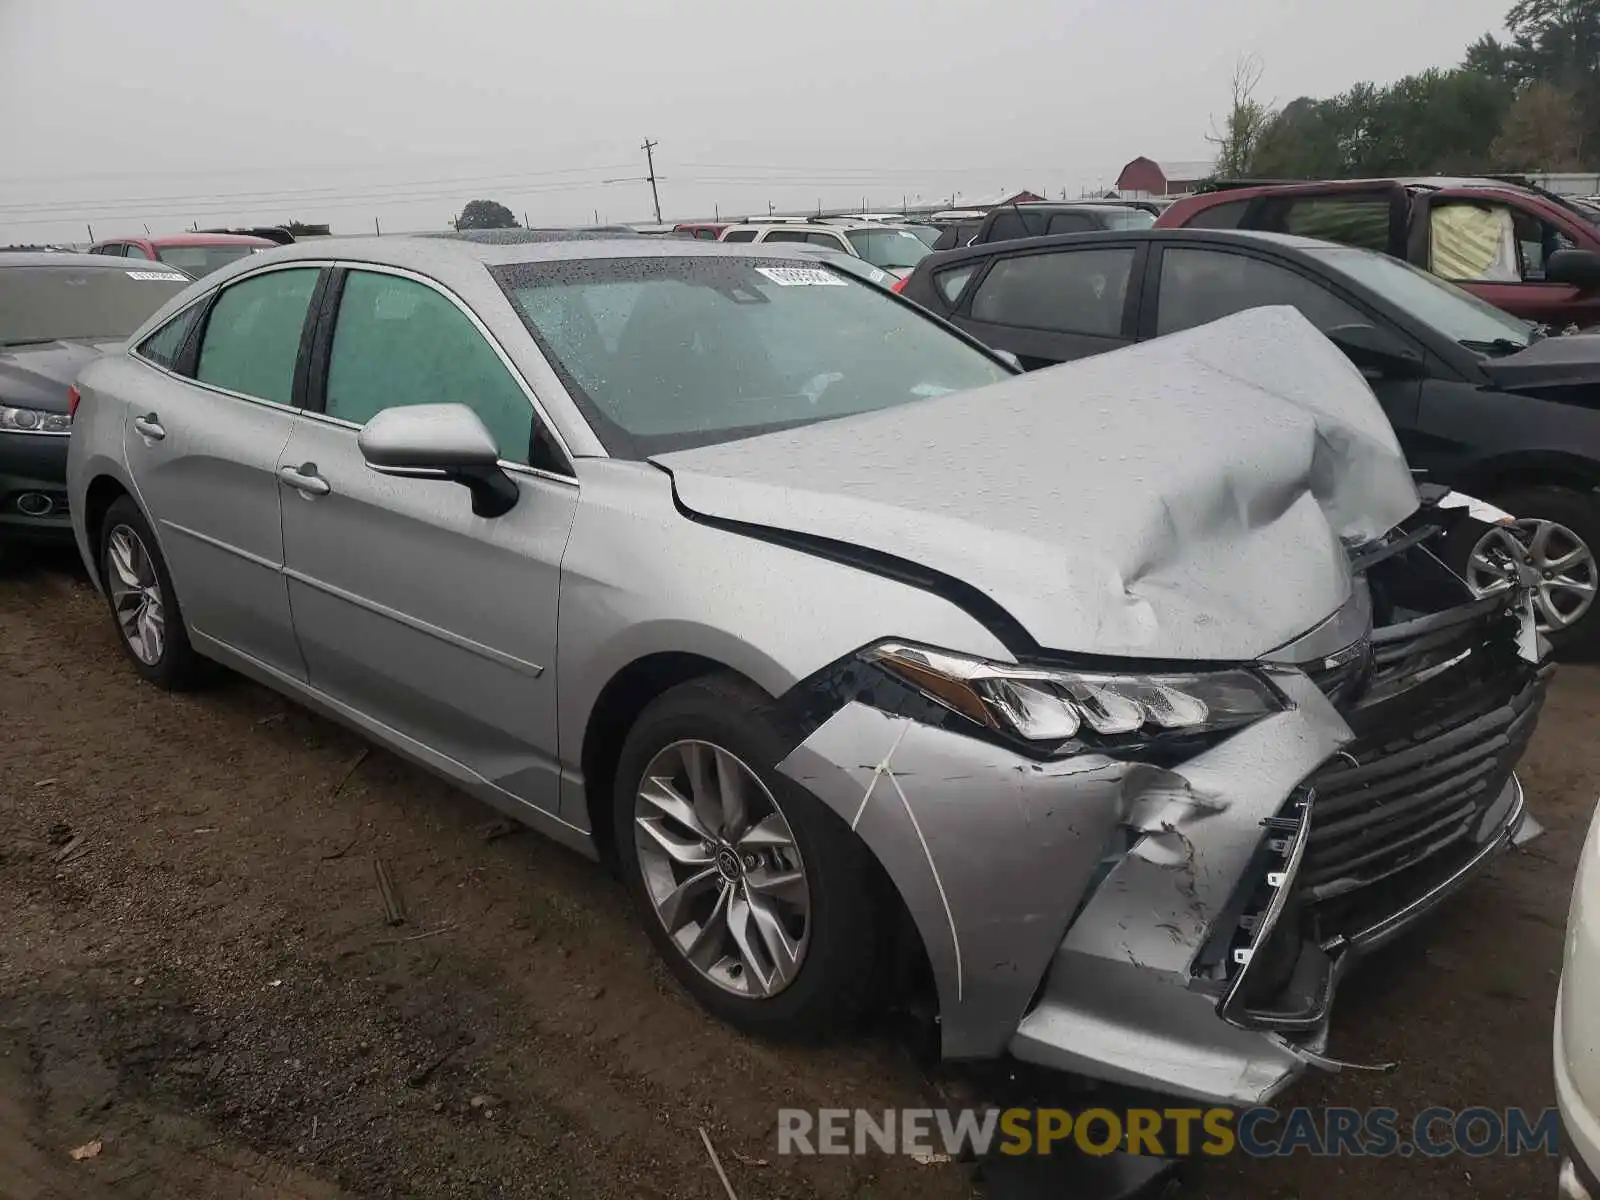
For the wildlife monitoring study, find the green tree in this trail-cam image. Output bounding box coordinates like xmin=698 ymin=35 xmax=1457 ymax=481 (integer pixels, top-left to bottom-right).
xmin=455 ymin=200 xmax=520 ymax=230
xmin=1490 ymin=79 xmax=1587 ymax=168
xmin=1470 ymin=0 xmax=1600 ymax=158
xmin=1207 ymin=54 xmax=1274 ymax=177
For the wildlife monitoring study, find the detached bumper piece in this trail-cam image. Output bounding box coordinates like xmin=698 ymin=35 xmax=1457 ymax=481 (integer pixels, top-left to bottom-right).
xmin=1219 ymin=590 xmax=1549 ymax=1035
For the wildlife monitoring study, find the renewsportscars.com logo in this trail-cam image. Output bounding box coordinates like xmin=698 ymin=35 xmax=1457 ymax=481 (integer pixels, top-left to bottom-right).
xmin=776 ymin=1106 xmax=1564 ymax=1159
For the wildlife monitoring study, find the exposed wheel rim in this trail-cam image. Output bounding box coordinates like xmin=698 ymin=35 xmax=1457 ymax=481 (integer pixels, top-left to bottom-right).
xmin=105 ymin=524 xmax=165 ymax=666
xmin=633 ymin=739 xmax=810 ymax=998
xmin=1466 ymin=518 xmax=1597 ymax=634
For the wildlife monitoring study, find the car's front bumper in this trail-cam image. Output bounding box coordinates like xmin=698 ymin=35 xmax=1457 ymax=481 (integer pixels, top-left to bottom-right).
xmin=778 ymin=592 xmax=1548 ymax=1107
xmin=0 ymin=431 xmax=72 ymax=541
xmin=1557 ymin=799 xmax=1600 ymax=1196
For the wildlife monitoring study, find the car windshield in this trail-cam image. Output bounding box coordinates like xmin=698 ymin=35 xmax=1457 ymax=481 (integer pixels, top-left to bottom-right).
xmin=843 ymin=227 xmax=934 ymax=270
xmin=1312 ymin=245 xmax=1536 ymax=353
xmin=494 ymin=256 xmax=1011 ymax=457
xmin=0 ymin=264 xmax=189 ymax=347
xmin=154 ymin=244 xmax=261 ymax=277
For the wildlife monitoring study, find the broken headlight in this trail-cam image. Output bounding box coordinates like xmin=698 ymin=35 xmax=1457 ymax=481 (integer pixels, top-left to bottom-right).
xmin=863 ymin=642 xmax=1288 ymax=751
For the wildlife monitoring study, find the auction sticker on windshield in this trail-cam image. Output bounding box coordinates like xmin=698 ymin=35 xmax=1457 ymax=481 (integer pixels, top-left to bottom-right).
xmin=126 ymin=271 xmax=187 ymax=282
xmin=755 ymin=267 xmax=848 ymax=287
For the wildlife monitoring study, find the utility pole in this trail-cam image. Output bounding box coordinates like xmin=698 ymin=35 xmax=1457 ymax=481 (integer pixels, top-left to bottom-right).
xmin=641 ymin=138 xmax=662 ymax=222
xmin=374 ymin=216 xmax=381 ymax=236
xmin=86 ymin=223 xmax=94 ymax=241
xmin=768 ymin=200 xmax=775 ymax=216
xmin=523 ymin=211 xmax=529 ymax=227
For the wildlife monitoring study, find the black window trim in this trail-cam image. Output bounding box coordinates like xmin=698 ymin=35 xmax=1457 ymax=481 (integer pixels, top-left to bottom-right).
xmin=301 ymin=260 xmax=577 ymax=482
xmin=959 ymin=239 xmax=1148 ymax=340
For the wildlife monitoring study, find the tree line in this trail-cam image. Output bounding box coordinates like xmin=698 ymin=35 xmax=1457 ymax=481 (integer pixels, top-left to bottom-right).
xmin=1212 ymin=0 xmax=1599 ymax=180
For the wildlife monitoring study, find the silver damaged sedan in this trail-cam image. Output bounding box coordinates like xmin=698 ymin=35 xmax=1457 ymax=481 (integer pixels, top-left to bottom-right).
xmin=67 ymin=237 xmax=1551 ymax=1106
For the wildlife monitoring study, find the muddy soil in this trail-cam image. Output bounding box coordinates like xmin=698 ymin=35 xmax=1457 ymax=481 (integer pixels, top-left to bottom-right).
xmin=2 ymin=548 xmax=1594 ymax=1199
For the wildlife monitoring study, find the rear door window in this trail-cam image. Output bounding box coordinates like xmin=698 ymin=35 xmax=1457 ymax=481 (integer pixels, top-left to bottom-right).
xmin=761 ymin=230 xmax=812 ymax=244
xmin=1155 ymin=247 xmax=1364 ymax=336
xmin=984 ymin=211 xmax=1045 ymax=242
xmin=934 ymin=264 xmax=980 ymax=305
xmin=1269 ymin=195 xmax=1392 ymax=252
xmin=136 ymin=303 xmax=204 ymax=373
xmin=969 ymin=247 xmax=1135 ymax=336
xmin=194 ymin=267 xmax=320 ymax=406
xmin=124 ymin=244 xmax=152 ymax=261
xmin=721 ymin=229 xmax=758 ymax=243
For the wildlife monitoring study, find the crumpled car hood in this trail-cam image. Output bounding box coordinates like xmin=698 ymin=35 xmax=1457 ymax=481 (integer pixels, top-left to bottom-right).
xmin=654 ymin=306 xmax=1420 ymax=660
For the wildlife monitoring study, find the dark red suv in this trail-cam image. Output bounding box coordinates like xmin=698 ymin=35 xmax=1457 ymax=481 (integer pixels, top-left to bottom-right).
xmin=1156 ymin=178 xmax=1600 ymax=328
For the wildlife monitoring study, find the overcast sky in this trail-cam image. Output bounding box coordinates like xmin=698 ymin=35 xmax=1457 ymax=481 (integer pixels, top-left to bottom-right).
xmin=1 ymin=0 xmax=1512 ymax=242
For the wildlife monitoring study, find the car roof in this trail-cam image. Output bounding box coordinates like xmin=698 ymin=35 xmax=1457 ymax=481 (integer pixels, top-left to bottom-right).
xmin=923 ymin=227 xmax=1345 ymax=264
xmin=223 ymin=234 xmax=879 ymax=271
xmin=100 ymin=232 xmax=277 ymax=248
xmin=0 ymin=251 xmax=172 ymax=269
xmin=998 ymin=202 xmax=1143 ymax=213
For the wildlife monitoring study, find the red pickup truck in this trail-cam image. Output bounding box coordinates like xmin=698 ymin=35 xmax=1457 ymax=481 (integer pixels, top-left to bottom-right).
xmin=1156 ymin=177 xmax=1600 ymax=328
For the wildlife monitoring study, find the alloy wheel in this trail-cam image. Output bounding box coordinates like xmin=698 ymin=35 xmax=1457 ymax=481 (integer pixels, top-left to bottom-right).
xmin=632 ymin=739 xmax=810 ymax=998
xmin=1466 ymin=518 xmax=1597 ymax=634
xmin=106 ymin=524 xmax=166 ymax=665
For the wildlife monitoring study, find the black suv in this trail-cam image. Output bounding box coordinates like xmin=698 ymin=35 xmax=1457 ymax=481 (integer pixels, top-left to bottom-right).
xmin=900 ymin=228 xmax=1600 ymax=654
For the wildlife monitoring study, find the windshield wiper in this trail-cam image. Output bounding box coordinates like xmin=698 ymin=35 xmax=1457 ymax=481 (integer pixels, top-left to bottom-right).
xmin=0 ymin=338 xmax=59 ymax=349
xmin=1458 ymin=337 xmax=1528 ymax=356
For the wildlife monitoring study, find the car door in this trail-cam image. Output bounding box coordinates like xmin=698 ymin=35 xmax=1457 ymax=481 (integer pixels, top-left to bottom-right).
xmin=1143 ymin=242 xmax=1425 ymax=436
xmin=277 ymin=265 xmax=577 ymax=813
xmin=122 ymin=263 xmax=322 ymax=677
xmin=952 ymin=243 xmax=1142 ymax=368
xmin=1412 ymin=190 xmax=1600 ymax=327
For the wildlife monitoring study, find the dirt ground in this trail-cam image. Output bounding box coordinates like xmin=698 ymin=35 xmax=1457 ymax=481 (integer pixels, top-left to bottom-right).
xmin=2 ymin=547 xmax=1594 ymax=1200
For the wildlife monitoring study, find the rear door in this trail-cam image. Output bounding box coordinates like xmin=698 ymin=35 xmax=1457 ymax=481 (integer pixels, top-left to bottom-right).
xmin=276 ymin=265 xmax=577 ymax=814
xmin=1411 ymin=189 xmax=1600 ymax=327
xmin=121 ymin=263 xmax=322 ymax=678
xmin=951 ymin=242 xmax=1144 ymax=368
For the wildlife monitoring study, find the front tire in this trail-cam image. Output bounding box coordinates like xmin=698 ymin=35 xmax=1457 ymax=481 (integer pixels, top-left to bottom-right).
xmin=98 ymin=496 xmax=200 ymax=688
xmin=613 ymin=674 xmax=880 ymax=1036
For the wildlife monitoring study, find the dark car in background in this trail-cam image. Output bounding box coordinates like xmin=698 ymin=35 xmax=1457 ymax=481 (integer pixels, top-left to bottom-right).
xmin=88 ymin=232 xmax=279 ymax=278
xmin=0 ymin=253 xmax=188 ymax=545
xmin=1156 ymin=177 xmax=1600 ymax=329
xmin=930 ymin=202 xmax=1155 ymax=250
xmin=900 ymin=227 xmax=1600 ymax=653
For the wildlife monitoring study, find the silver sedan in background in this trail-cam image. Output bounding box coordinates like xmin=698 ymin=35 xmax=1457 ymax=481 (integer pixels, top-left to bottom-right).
xmin=67 ymin=235 xmax=1549 ymax=1107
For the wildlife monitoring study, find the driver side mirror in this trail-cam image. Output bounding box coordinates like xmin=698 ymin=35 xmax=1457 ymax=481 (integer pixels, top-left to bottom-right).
xmin=1326 ymin=323 xmax=1428 ymax=380
xmin=1546 ymin=248 xmax=1600 ymax=291
xmin=358 ymin=403 xmax=519 ymax=518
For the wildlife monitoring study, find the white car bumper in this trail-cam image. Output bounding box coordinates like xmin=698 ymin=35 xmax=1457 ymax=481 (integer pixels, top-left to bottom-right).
xmin=1557 ymin=798 xmax=1600 ymax=1197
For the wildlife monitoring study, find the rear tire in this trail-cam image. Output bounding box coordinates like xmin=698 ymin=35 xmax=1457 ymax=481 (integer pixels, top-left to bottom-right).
xmin=612 ymin=674 xmax=880 ymax=1036
xmin=1452 ymin=485 xmax=1600 ymax=659
xmin=98 ymin=496 xmax=200 ymax=689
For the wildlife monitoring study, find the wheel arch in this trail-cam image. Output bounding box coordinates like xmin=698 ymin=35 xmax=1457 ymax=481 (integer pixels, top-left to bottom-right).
xmin=1454 ymin=451 xmax=1600 ymax=500
xmin=80 ymin=473 xmax=133 ymax=587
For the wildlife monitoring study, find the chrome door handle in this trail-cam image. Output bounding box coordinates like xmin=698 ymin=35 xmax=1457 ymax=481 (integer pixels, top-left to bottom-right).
xmin=132 ymin=414 xmax=166 ymax=441
xmin=278 ymin=463 xmax=331 ymax=497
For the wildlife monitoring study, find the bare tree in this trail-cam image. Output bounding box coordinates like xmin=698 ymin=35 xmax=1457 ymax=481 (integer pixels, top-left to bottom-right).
xmin=1207 ymin=54 xmax=1275 ymax=177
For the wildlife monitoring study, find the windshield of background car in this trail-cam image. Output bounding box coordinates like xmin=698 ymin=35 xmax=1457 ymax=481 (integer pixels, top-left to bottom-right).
xmin=0 ymin=264 xmax=189 ymax=347
xmin=843 ymin=227 xmax=933 ymax=270
xmin=493 ymin=256 xmax=1011 ymax=457
xmin=154 ymin=245 xmax=261 ymax=276
xmin=908 ymin=225 xmax=943 ymax=248
xmin=1103 ymin=207 xmax=1157 ymax=230
xmin=1313 ymin=245 xmax=1535 ymax=352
